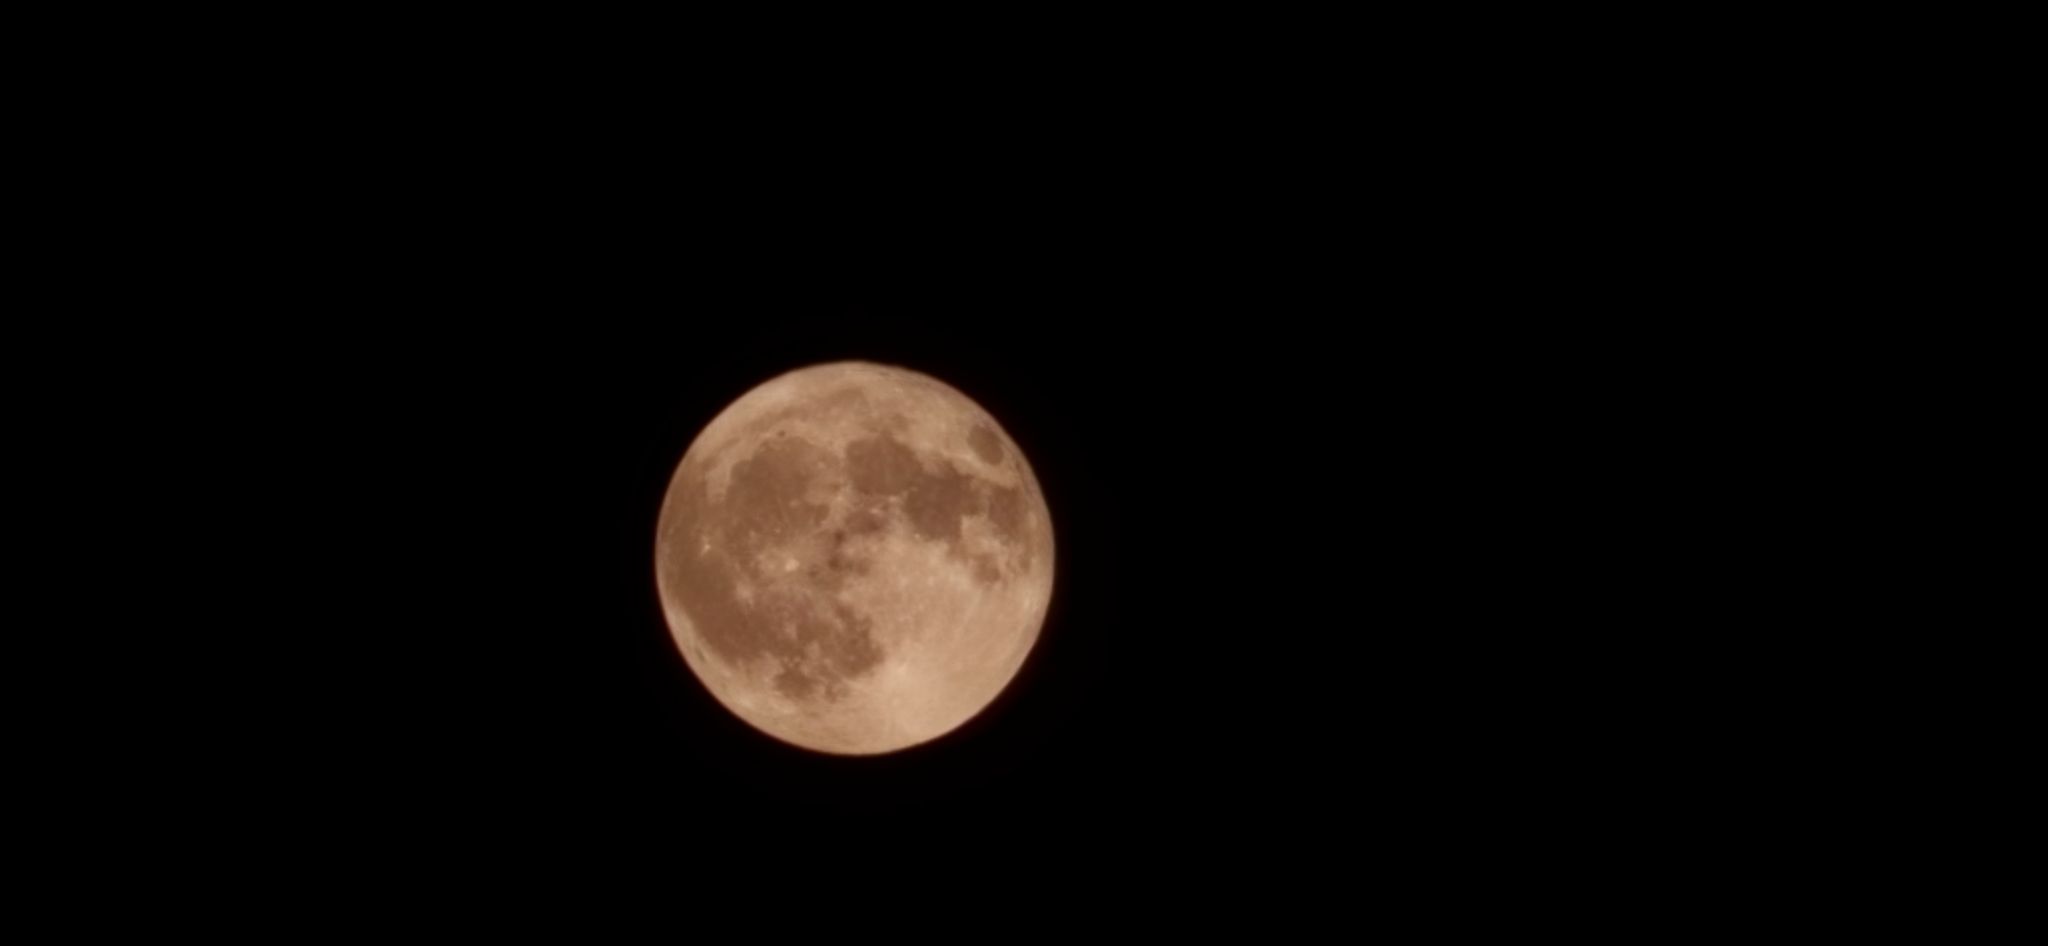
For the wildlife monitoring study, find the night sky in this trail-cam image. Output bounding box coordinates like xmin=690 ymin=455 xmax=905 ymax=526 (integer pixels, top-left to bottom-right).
xmin=267 ymin=280 xmax=1657 ymax=854
xmin=92 ymin=245 xmax=1709 ymax=882
xmin=31 ymin=31 xmax=1830 ymax=915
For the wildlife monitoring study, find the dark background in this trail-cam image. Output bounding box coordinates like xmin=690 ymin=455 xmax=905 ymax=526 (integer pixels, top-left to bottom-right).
xmin=62 ymin=113 xmax=1751 ymax=877
xmin=193 ymin=268 xmax=1696 ymax=865
xmin=18 ymin=18 xmax=1953 ymax=918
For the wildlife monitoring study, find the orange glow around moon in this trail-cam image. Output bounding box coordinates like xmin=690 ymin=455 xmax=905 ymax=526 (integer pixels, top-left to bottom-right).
xmin=654 ymin=362 xmax=1055 ymax=755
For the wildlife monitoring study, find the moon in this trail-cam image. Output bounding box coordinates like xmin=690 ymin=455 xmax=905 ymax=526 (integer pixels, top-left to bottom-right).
xmin=654 ymin=362 xmax=1055 ymax=755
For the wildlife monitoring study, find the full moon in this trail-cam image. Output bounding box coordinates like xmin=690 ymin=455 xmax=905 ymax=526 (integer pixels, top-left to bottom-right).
xmin=654 ymin=362 xmax=1055 ymax=754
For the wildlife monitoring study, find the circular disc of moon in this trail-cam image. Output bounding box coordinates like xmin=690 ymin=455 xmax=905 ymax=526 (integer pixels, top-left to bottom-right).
xmin=654 ymin=362 xmax=1055 ymax=755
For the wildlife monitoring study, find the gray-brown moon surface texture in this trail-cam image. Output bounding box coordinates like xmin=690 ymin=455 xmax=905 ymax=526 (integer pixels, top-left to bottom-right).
xmin=654 ymin=362 xmax=1055 ymax=755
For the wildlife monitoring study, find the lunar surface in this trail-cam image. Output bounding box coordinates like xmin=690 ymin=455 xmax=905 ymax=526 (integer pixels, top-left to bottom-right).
xmin=654 ymin=362 xmax=1055 ymax=754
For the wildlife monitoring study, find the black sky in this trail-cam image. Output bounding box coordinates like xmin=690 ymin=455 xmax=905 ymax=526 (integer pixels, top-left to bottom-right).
xmin=22 ymin=24 xmax=1901 ymax=916
xmin=185 ymin=265 xmax=1687 ymax=861
xmin=50 ymin=161 xmax=1746 ymax=879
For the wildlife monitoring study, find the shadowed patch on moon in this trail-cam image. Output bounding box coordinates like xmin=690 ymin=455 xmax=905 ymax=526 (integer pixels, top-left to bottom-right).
xmin=971 ymin=555 xmax=1002 ymax=584
xmin=769 ymin=601 xmax=882 ymax=701
xmin=847 ymin=433 xmax=1030 ymax=579
xmin=842 ymin=505 xmax=887 ymax=536
xmin=968 ymin=424 xmax=1004 ymax=464
xmin=905 ymin=462 xmax=979 ymax=545
xmin=984 ymin=483 xmax=1033 ymax=570
xmin=984 ymin=483 xmax=1027 ymax=542
xmin=816 ymin=534 xmax=865 ymax=580
xmin=723 ymin=436 xmax=833 ymax=549
xmin=661 ymin=459 xmax=884 ymax=701
xmin=845 ymin=436 xmax=922 ymax=496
